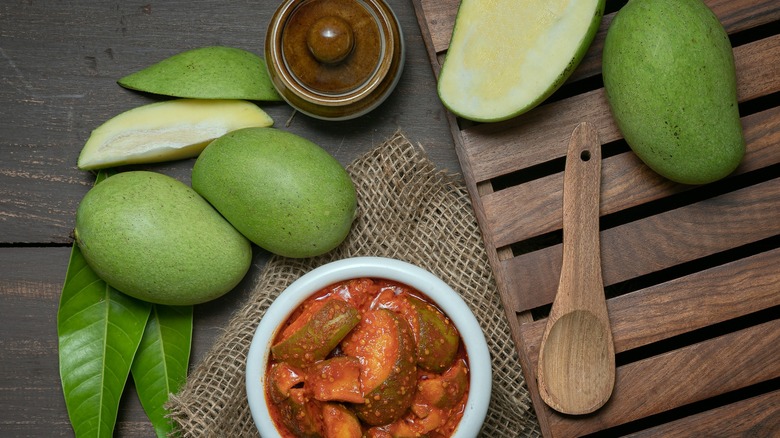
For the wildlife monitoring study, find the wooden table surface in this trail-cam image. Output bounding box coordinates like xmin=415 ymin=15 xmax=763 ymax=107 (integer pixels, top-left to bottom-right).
xmin=0 ymin=1 xmax=460 ymax=435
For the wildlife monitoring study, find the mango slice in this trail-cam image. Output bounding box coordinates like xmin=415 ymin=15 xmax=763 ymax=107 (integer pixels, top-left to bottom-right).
xmin=77 ymin=99 xmax=273 ymax=170
xmin=267 ymin=363 xmax=324 ymax=437
xmin=406 ymin=295 xmax=460 ymax=373
xmin=267 ymin=362 xmax=306 ymax=402
xmin=322 ymin=403 xmax=362 ymax=438
xmin=271 ymin=299 xmax=361 ymax=367
xmin=308 ymin=356 xmax=364 ymax=404
xmin=341 ymin=309 xmax=417 ymax=426
xmin=438 ymin=0 xmax=605 ymax=122
xmin=118 ymin=46 xmax=282 ymax=101
xmin=414 ymin=360 xmax=469 ymax=411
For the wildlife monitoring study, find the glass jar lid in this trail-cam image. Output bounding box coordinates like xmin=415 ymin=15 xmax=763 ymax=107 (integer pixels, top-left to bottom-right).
xmin=266 ymin=0 xmax=405 ymax=120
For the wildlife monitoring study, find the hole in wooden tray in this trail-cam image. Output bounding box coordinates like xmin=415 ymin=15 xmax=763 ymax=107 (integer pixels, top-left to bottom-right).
xmin=600 ymin=163 xmax=780 ymax=231
xmin=491 ymin=139 xmax=629 ymax=193
xmin=615 ymin=304 xmax=780 ymax=367
xmin=584 ymin=376 xmax=780 ymax=437
xmin=604 ymin=234 xmax=780 ymax=299
xmin=491 ymin=157 xmax=565 ymax=192
xmin=603 ymin=0 xmax=629 ymax=15
xmin=740 ymin=90 xmax=780 ymax=117
xmin=526 ymin=234 xmax=779 ymax=321
xmin=729 ymin=19 xmax=780 ymax=48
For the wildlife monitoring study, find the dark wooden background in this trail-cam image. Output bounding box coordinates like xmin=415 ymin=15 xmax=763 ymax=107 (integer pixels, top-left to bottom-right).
xmin=0 ymin=1 xmax=460 ymax=435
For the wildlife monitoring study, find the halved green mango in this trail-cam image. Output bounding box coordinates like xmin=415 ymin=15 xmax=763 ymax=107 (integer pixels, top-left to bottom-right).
xmin=118 ymin=46 xmax=282 ymax=101
xmin=438 ymin=0 xmax=605 ymax=122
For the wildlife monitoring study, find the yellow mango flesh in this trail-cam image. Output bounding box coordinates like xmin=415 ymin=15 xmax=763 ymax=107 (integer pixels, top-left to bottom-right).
xmin=438 ymin=0 xmax=604 ymax=122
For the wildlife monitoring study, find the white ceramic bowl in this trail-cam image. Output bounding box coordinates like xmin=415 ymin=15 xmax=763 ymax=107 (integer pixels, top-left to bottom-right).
xmin=246 ymin=256 xmax=492 ymax=437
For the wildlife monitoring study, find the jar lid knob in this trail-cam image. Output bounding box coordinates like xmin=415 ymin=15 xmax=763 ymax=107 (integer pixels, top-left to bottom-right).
xmin=307 ymin=15 xmax=354 ymax=64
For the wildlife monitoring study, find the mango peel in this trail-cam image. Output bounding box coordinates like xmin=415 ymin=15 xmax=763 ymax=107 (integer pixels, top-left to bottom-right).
xmin=118 ymin=46 xmax=282 ymax=101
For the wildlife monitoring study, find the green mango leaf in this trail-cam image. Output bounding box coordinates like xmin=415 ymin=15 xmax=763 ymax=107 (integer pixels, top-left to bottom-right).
xmin=118 ymin=46 xmax=282 ymax=101
xmin=58 ymin=244 xmax=152 ymax=437
xmin=131 ymin=305 xmax=193 ymax=438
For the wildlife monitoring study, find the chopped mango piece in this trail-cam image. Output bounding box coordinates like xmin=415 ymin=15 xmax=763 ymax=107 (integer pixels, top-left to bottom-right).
xmin=271 ymin=299 xmax=361 ymax=366
xmin=414 ymin=360 xmax=468 ymax=410
xmin=322 ymin=403 xmax=362 ymax=438
xmin=341 ymin=309 xmax=417 ymax=426
xmin=406 ymin=295 xmax=460 ymax=373
xmin=309 ymin=357 xmax=364 ymax=404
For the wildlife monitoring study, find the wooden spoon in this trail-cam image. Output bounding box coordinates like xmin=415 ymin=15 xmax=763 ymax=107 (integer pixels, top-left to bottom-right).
xmin=537 ymin=122 xmax=615 ymax=415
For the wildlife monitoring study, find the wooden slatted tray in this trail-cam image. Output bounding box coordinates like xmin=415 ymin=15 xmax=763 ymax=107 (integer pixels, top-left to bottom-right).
xmin=411 ymin=0 xmax=780 ymax=436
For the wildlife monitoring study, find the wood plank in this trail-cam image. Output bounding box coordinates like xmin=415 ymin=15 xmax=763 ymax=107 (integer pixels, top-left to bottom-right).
xmin=484 ymin=105 xmax=780 ymax=247
xmin=518 ymin=247 xmax=780 ymax=362
xmin=505 ymin=178 xmax=780 ymax=312
xmin=417 ymin=0 xmax=460 ymax=54
xmin=461 ymin=33 xmax=780 ymax=183
xmin=624 ymin=389 xmax=780 ymax=438
xmin=545 ymin=319 xmax=780 ymax=437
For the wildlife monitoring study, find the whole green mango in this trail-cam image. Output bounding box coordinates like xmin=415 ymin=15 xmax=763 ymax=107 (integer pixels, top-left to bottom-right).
xmin=74 ymin=171 xmax=252 ymax=305
xmin=191 ymin=127 xmax=357 ymax=258
xmin=602 ymin=0 xmax=745 ymax=184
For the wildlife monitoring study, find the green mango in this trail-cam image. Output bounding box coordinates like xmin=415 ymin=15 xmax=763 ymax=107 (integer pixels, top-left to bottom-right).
xmin=191 ymin=128 xmax=357 ymax=258
xmin=602 ymin=0 xmax=745 ymax=185
xmin=74 ymin=171 xmax=252 ymax=305
xmin=118 ymin=46 xmax=282 ymax=101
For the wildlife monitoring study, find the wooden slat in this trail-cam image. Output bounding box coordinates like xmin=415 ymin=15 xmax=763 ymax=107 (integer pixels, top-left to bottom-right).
xmin=518 ymin=247 xmax=780 ymax=362
xmin=417 ymin=0 xmax=460 ymax=54
xmin=624 ymin=389 xmax=780 ymax=438
xmin=484 ymin=105 xmax=780 ymax=248
xmin=505 ymin=178 xmax=780 ymax=312
xmin=461 ymin=33 xmax=780 ymax=183
xmin=542 ymin=319 xmax=780 ymax=437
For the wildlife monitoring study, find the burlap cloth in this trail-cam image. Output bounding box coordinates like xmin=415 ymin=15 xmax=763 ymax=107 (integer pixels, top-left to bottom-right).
xmin=166 ymin=131 xmax=542 ymax=437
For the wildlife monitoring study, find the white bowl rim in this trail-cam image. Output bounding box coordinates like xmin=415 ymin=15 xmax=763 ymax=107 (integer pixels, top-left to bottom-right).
xmin=246 ymin=256 xmax=492 ymax=437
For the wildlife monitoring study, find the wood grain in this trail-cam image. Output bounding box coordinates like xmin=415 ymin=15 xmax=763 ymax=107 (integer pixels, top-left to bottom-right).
xmin=506 ymin=178 xmax=780 ymax=311
xmin=483 ymin=105 xmax=780 ymax=247
xmin=547 ymin=319 xmax=780 ymax=437
xmin=520 ymin=247 xmax=780 ymax=362
xmin=624 ymin=389 xmax=780 ymax=438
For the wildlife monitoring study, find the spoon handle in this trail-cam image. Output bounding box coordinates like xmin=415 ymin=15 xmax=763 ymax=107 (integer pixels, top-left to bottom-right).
xmin=558 ymin=122 xmax=604 ymax=311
